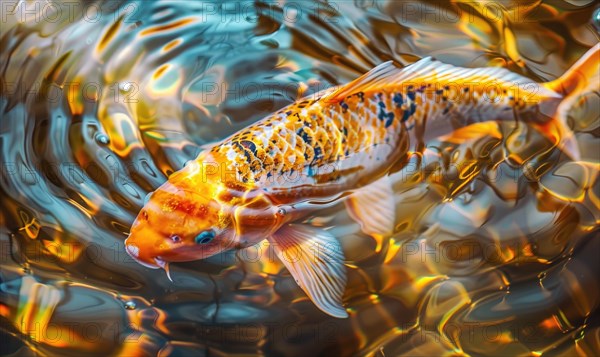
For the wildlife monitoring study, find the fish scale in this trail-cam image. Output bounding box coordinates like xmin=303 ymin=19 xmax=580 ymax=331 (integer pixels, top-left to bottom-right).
xmin=210 ymin=87 xmax=408 ymax=186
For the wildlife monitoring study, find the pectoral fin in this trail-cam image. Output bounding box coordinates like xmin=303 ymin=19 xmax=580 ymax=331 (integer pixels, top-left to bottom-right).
xmin=344 ymin=175 xmax=396 ymax=252
xmin=268 ymin=224 xmax=348 ymax=318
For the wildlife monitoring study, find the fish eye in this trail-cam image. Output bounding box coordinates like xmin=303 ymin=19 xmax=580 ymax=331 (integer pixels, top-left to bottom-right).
xmin=194 ymin=230 xmax=215 ymax=244
xmin=170 ymin=235 xmax=182 ymax=243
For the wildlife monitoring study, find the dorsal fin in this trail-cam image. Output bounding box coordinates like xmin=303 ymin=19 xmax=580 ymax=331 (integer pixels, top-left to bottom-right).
xmin=325 ymin=60 xmax=403 ymax=101
xmin=543 ymin=43 xmax=599 ymax=96
xmin=324 ymin=57 xmax=545 ymax=103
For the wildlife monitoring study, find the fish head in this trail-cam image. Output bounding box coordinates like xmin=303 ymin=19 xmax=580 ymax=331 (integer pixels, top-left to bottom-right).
xmin=124 ymin=182 xmax=235 ymax=271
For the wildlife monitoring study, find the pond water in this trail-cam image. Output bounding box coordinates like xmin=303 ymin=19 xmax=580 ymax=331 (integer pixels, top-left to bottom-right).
xmin=1 ymin=1 xmax=599 ymax=356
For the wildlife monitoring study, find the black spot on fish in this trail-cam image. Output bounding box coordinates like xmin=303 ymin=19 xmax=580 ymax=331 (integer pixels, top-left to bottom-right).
xmin=402 ymin=109 xmax=411 ymax=122
xmin=393 ymin=93 xmax=403 ymax=106
xmin=463 ymin=87 xmax=469 ymax=92
xmin=357 ymin=92 xmax=365 ymax=102
xmin=443 ymin=106 xmax=451 ymax=114
xmin=234 ymin=142 xmax=254 ymax=163
xmin=340 ymin=100 xmax=349 ymax=112
xmin=436 ymin=89 xmax=444 ymax=95
xmin=444 ymin=85 xmax=449 ymax=90
xmin=286 ymin=110 xmax=292 ymax=116
xmin=410 ymin=102 xmax=416 ymax=115
xmin=297 ymin=128 xmax=312 ymax=144
xmin=378 ymin=101 xmax=386 ymax=109
xmin=314 ymin=146 xmax=323 ymax=160
xmin=239 ymin=140 xmax=257 ymax=155
xmin=407 ymin=91 xmax=416 ymax=101
xmin=385 ymin=112 xmax=395 ymax=127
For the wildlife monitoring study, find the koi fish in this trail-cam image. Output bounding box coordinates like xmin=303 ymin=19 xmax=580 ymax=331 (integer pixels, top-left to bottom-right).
xmin=125 ymin=44 xmax=598 ymax=318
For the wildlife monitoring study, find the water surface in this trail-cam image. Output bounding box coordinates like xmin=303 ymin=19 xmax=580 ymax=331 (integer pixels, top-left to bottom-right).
xmin=1 ymin=1 xmax=599 ymax=355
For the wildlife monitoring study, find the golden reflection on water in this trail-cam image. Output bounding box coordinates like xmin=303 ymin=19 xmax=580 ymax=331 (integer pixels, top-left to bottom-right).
xmin=0 ymin=0 xmax=598 ymax=356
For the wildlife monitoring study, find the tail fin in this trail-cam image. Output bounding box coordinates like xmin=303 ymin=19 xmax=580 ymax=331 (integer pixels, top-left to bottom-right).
xmin=541 ymin=43 xmax=599 ymax=161
xmin=544 ymin=43 xmax=599 ymax=96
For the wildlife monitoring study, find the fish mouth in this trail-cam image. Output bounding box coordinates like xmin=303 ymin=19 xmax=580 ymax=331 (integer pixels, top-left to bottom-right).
xmin=124 ymin=239 xmax=173 ymax=281
xmin=124 ymin=242 xmax=160 ymax=269
xmin=154 ymin=256 xmax=167 ymax=269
